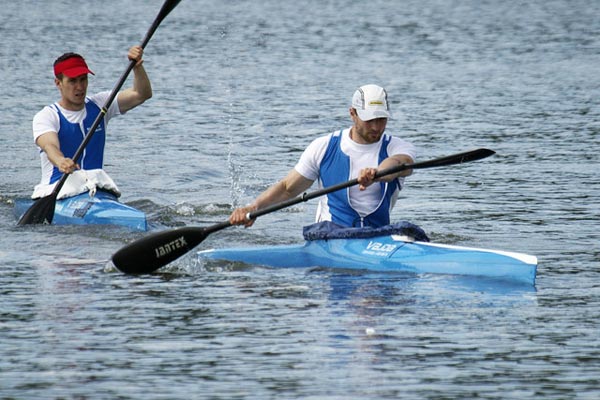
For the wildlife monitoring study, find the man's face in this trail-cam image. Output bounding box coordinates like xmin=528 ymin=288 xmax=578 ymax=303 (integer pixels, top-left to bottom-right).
xmin=350 ymin=108 xmax=388 ymax=144
xmin=56 ymin=74 xmax=88 ymax=109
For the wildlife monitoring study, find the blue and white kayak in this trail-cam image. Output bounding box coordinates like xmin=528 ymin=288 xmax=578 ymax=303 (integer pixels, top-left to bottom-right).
xmin=198 ymin=235 xmax=538 ymax=285
xmin=14 ymin=190 xmax=147 ymax=231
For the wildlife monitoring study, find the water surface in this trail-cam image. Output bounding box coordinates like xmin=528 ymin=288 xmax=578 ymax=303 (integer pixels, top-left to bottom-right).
xmin=1 ymin=0 xmax=599 ymax=398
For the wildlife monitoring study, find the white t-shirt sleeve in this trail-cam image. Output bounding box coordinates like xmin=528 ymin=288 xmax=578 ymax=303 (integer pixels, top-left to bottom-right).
xmin=89 ymin=91 xmax=121 ymax=120
xmin=32 ymin=106 xmax=60 ymax=144
xmin=294 ymin=134 xmax=332 ymax=181
xmin=387 ymin=137 xmax=417 ymax=162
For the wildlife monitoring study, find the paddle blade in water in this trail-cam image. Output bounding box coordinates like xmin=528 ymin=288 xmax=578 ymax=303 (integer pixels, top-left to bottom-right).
xmin=112 ymin=227 xmax=209 ymax=274
xmin=17 ymin=194 xmax=58 ymax=225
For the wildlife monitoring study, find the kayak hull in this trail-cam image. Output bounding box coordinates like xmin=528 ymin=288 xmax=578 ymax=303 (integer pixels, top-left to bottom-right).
xmin=14 ymin=190 xmax=147 ymax=231
xmin=198 ymin=235 xmax=537 ymax=285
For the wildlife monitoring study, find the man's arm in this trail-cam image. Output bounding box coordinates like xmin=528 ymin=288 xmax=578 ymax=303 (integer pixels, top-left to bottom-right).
xmin=357 ymin=154 xmax=414 ymax=190
xmin=117 ymin=46 xmax=152 ymax=113
xmin=36 ymin=131 xmax=79 ymax=174
xmin=229 ymin=169 xmax=314 ymax=227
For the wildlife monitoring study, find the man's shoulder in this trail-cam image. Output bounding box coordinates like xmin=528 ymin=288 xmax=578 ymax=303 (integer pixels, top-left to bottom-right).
xmin=33 ymin=105 xmax=60 ymax=139
xmin=33 ymin=104 xmax=58 ymax=121
xmin=385 ymin=133 xmax=411 ymax=143
xmin=88 ymin=90 xmax=121 ymax=117
xmin=87 ymin=91 xmax=111 ymax=106
xmin=307 ymin=130 xmax=338 ymax=148
xmin=386 ymin=134 xmax=414 ymax=147
xmin=386 ymin=135 xmax=416 ymax=159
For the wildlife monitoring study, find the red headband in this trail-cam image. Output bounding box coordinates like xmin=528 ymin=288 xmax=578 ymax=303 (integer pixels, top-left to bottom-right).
xmin=54 ymin=57 xmax=94 ymax=78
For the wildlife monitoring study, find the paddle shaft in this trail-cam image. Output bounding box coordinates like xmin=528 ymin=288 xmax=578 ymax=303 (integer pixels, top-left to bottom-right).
xmin=111 ymin=148 xmax=495 ymax=274
xmin=246 ymin=147 xmax=495 ymax=220
xmin=207 ymin=149 xmax=495 ymax=232
xmin=192 ymin=161 xmax=441 ymax=235
xmin=17 ymin=0 xmax=181 ymax=226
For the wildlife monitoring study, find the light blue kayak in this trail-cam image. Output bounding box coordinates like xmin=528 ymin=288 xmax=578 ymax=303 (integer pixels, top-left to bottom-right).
xmin=198 ymin=235 xmax=538 ymax=285
xmin=14 ymin=190 xmax=147 ymax=231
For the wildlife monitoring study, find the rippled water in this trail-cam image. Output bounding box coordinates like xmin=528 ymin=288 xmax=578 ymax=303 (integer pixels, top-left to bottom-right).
xmin=1 ymin=0 xmax=599 ymax=398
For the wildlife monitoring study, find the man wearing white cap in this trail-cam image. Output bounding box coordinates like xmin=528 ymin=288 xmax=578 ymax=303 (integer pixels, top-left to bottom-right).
xmin=230 ymin=84 xmax=416 ymax=228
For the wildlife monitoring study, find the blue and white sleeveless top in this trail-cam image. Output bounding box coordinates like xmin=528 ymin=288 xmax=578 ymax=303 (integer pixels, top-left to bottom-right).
xmin=48 ymin=100 xmax=106 ymax=184
xmin=318 ymin=130 xmax=400 ymax=227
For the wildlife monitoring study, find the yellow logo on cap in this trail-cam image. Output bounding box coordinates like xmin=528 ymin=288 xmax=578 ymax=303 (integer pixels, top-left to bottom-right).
xmin=369 ymin=100 xmax=384 ymax=105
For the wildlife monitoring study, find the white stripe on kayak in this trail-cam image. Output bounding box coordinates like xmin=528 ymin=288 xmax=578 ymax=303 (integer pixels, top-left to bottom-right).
xmin=390 ymin=235 xmax=538 ymax=265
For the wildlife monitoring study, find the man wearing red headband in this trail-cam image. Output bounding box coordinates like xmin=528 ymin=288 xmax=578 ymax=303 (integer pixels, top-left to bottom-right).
xmin=31 ymin=45 xmax=152 ymax=198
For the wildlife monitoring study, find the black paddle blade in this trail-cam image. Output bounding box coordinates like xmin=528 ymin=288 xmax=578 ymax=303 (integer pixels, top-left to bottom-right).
xmin=111 ymin=226 xmax=209 ymax=274
xmin=452 ymin=148 xmax=495 ymax=163
xmin=412 ymin=148 xmax=496 ymax=170
xmin=17 ymin=193 xmax=58 ymax=225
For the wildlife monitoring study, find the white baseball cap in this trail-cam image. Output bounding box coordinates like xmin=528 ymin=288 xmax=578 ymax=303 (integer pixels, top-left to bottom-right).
xmin=351 ymin=84 xmax=391 ymax=121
